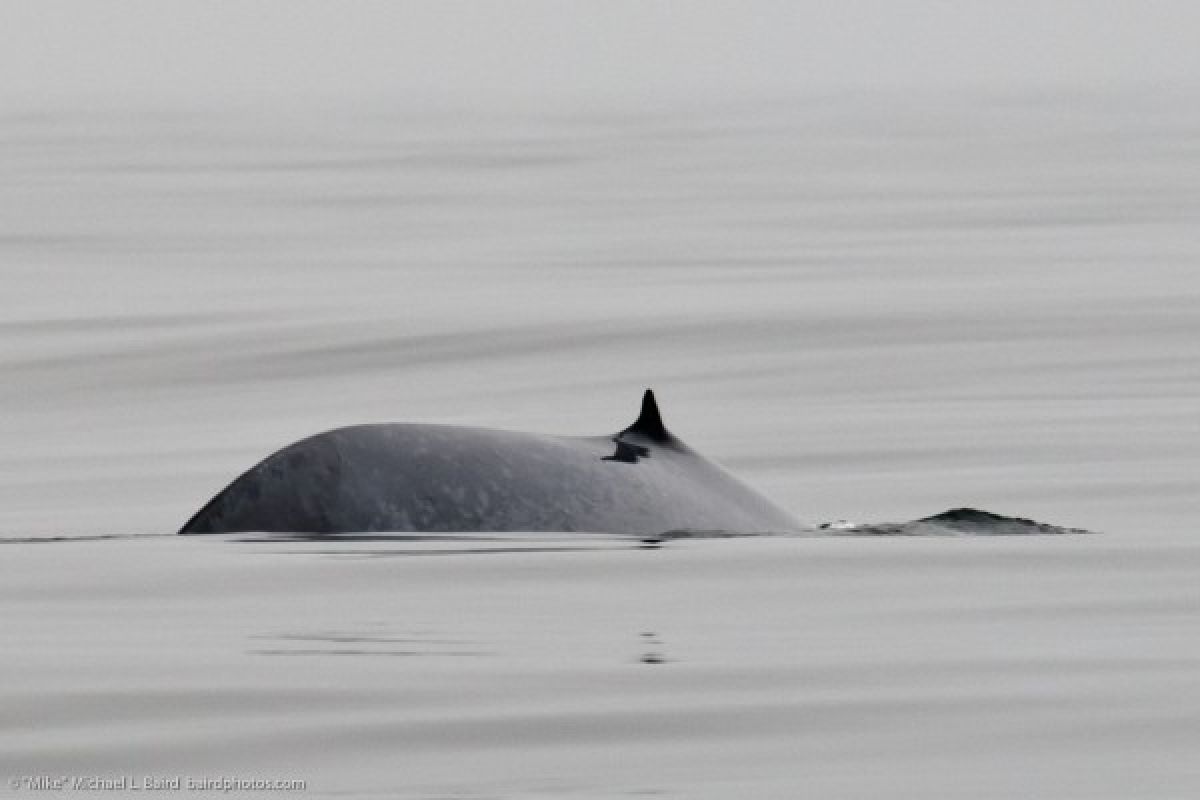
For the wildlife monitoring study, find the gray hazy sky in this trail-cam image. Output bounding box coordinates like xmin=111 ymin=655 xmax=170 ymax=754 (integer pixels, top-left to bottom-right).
xmin=2 ymin=1 xmax=1198 ymax=106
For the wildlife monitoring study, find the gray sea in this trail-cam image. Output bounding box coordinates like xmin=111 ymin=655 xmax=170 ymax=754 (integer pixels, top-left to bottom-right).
xmin=2 ymin=91 xmax=1198 ymax=797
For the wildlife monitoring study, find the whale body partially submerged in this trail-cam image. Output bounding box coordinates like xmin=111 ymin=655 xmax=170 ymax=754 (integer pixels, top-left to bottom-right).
xmin=180 ymin=390 xmax=802 ymax=536
xmin=818 ymin=508 xmax=1094 ymax=536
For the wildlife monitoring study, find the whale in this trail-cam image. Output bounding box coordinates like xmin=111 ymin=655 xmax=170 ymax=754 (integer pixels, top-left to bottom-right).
xmin=179 ymin=390 xmax=803 ymax=536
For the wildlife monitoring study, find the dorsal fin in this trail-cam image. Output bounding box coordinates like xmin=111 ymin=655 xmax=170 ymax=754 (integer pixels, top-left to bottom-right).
xmin=621 ymin=389 xmax=671 ymax=443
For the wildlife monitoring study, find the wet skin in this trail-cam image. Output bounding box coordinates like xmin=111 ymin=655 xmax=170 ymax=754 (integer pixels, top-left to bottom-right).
xmin=179 ymin=390 xmax=802 ymax=536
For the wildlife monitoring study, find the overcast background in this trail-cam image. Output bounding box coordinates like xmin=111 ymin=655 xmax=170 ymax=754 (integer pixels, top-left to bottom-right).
xmin=4 ymin=5 xmax=1200 ymax=799
xmin=2 ymin=1 xmax=1199 ymax=107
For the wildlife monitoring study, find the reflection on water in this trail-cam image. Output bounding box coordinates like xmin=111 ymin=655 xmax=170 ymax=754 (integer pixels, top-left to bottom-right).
xmin=638 ymin=631 xmax=667 ymax=665
xmin=232 ymin=530 xmax=629 ymax=558
xmin=249 ymin=628 xmax=490 ymax=658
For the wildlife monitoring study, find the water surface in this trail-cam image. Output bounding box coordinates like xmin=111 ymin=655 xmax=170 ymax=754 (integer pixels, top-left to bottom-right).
xmin=1 ymin=92 xmax=1198 ymax=796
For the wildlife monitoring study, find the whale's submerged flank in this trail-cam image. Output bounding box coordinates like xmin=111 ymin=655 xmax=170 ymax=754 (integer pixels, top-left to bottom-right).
xmin=179 ymin=390 xmax=804 ymax=536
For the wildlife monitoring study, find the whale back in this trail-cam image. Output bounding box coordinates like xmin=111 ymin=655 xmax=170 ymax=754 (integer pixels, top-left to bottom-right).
xmin=179 ymin=392 xmax=801 ymax=536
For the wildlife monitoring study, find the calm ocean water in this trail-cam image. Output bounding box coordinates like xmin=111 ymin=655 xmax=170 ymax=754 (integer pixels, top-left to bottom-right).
xmin=1 ymin=92 xmax=1198 ymax=796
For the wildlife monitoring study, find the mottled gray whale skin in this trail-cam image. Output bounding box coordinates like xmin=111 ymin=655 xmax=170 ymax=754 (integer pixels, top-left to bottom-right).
xmin=179 ymin=390 xmax=802 ymax=536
